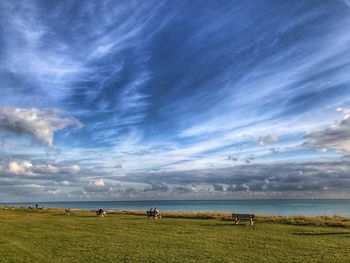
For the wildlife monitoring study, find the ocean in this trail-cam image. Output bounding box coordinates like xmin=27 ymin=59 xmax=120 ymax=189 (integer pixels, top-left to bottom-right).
xmin=2 ymin=199 xmax=350 ymax=216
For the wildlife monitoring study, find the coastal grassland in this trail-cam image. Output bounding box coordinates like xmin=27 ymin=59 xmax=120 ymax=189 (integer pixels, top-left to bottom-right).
xmin=112 ymin=210 xmax=350 ymax=228
xmin=0 ymin=208 xmax=349 ymax=263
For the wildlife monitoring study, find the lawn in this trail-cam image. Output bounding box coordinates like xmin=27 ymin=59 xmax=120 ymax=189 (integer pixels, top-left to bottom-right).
xmin=0 ymin=208 xmax=349 ymax=263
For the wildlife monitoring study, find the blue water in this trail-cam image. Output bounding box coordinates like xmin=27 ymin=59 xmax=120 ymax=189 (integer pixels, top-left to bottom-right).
xmin=2 ymin=199 xmax=350 ymax=216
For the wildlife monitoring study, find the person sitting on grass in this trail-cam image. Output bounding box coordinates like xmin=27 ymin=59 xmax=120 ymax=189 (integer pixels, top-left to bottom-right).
xmin=96 ymin=208 xmax=106 ymax=217
xmin=153 ymin=208 xmax=160 ymax=219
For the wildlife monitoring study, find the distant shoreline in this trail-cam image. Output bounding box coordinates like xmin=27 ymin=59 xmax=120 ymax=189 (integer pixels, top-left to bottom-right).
xmin=2 ymin=198 xmax=350 ymax=204
xmin=1 ymin=199 xmax=350 ymax=217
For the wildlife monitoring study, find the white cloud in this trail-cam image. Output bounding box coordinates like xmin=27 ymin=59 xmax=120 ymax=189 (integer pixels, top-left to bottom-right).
xmin=0 ymin=159 xmax=85 ymax=178
xmin=25 ymin=184 xmax=44 ymax=189
xmin=92 ymin=179 xmax=105 ymax=187
xmin=67 ymin=164 xmax=81 ymax=174
xmin=62 ymin=180 xmax=70 ymax=186
xmin=8 ymin=161 xmax=34 ymax=176
xmin=336 ymin=108 xmax=350 ymax=120
xmin=0 ymin=107 xmax=83 ymax=146
xmin=83 ymin=179 xmax=111 ymax=193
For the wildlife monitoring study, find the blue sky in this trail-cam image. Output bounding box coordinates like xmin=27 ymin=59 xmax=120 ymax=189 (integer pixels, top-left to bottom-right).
xmin=0 ymin=0 xmax=350 ymax=201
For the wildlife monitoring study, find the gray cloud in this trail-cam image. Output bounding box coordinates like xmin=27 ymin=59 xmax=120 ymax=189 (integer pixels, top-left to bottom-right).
xmin=119 ymin=161 xmax=350 ymax=194
xmin=1 ymin=157 xmax=350 ymax=200
xmin=0 ymin=182 xmax=59 ymax=201
xmin=0 ymin=107 xmax=83 ymax=146
xmin=144 ymin=183 xmax=169 ymax=192
xmin=212 ymin=184 xmax=224 ymax=191
xmin=304 ymin=108 xmax=350 ymax=154
xmin=114 ymin=163 xmax=122 ymax=169
xmin=257 ymin=134 xmax=279 ymax=146
xmin=173 ymin=186 xmax=192 ymax=193
xmin=226 ymin=185 xmax=236 ymax=192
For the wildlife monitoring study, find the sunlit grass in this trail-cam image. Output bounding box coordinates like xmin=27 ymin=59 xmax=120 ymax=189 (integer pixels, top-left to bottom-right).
xmin=111 ymin=209 xmax=350 ymax=227
xmin=0 ymin=207 xmax=349 ymax=263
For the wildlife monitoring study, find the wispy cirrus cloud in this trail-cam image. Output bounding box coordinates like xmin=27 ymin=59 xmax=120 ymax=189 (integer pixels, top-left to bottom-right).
xmin=0 ymin=0 xmax=350 ymax=201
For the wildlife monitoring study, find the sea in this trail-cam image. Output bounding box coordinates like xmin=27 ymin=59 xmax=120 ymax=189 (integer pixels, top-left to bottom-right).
xmin=2 ymin=199 xmax=350 ymax=216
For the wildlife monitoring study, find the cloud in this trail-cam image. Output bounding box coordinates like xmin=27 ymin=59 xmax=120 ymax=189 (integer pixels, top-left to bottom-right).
xmin=62 ymin=180 xmax=70 ymax=186
xmin=1 ymin=159 xmax=350 ymax=200
xmin=257 ymin=134 xmax=279 ymax=146
xmin=0 ymin=159 xmax=83 ymax=179
xmin=0 ymin=107 xmax=83 ymax=146
xmin=93 ymin=179 xmax=105 ymax=187
xmin=83 ymin=179 xmax=112 ymax=193
xmin=65 ymin=164 xmax=81 ymax=174
xmin=212 ymin=184 xmax=224 ymax=191
xmin=119 ymin=160 xmax=350 ymax=194
xmin=25 ymin=184 xmax=45 ymax=189
xmin=144 ymin=183 xmax=169 ymax=192
xmin=226 ymin=185 xmax=236 ymax=192
xmin=8 ymin=161 xmax=34 ymax=176
xmin=304 ymin=108 xmax=350 ymax=153
xmin=33 ymin=164 xmax=60 ymax=174
xmin=114 ymin=163 xmax=122 ymax=169
xmin=0 ymin=1 xmax=350 ymax=201
xmin=173 ymin=186 xmax=192 ymax=193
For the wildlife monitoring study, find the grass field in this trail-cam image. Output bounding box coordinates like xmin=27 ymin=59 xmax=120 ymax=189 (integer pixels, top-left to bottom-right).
xmin=0 ymin=208 xmax=349 ymax=263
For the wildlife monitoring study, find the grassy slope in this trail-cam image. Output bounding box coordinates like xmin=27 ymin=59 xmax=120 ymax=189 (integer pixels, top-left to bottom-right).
xmin=0 ymin=208 xmax=349 ymax=263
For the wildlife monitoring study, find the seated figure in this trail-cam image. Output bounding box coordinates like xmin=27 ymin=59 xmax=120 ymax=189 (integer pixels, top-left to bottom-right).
xmin=96 ymin=208 xmax=106 ymax=217
xmin=153 ymin=208 xmax=160 ymax=219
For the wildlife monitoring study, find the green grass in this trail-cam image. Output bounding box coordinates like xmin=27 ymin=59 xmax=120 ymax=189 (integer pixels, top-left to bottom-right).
xmin=0 ymin=208 xmax=349 ymax=263
xmin=111 ymin=210 xmax=350 ymax=227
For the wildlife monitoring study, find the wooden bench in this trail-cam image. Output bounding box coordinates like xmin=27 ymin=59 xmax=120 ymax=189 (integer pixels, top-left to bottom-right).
xmin=232 ymin=213 xmax=256 ymax=226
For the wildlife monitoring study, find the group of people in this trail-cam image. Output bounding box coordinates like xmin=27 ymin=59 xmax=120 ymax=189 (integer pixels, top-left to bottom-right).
xmin=25 ymin=204 xmax=43 ymax=211
xmin=147 ymin=208 xmax=160 ymax=219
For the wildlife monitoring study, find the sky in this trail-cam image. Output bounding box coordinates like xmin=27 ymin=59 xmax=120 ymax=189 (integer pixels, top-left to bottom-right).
xmin=0 ymin=0 xmax=350 ymax=202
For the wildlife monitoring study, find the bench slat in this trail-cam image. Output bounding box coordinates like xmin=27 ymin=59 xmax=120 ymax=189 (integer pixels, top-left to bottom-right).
xmin=232 ymin=213 xmax=256 ymax=225
xmin=232 ymin=214 xmax=255 ymax=218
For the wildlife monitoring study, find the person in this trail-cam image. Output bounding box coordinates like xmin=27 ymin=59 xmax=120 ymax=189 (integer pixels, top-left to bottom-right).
xmin=97 ymin=208 xmax=106 ymax=217
xmin=35 ymin=203 xmax=38 ymax=209
xmin=148 ymin=208 xmax=154 ymax=218
xmin=154 ymin=207 xmax=159 ymax=219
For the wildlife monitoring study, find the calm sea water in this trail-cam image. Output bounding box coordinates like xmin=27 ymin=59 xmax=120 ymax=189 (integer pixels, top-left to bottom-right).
xmin=2 ymin=199 xmax=350 ymax=216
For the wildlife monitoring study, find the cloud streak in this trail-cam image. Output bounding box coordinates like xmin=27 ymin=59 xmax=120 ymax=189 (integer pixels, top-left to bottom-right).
xmin=0 ymin=0 xmax=349 ymax=200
